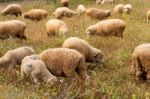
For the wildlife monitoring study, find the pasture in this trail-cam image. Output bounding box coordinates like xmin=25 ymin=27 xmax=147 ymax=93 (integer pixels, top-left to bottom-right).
xmin=0 ymin=0 xmax=150 ymax=98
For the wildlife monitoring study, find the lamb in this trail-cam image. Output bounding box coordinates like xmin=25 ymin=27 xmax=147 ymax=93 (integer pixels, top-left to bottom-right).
xmin=86 ymin=19 xmax=126 ymax=38
xmin=23 ymin=9 xmax=48 ymax=21
xmin=53 ymin=7 xmax=78 ymax=19
xmin=96 ymin=0 xmax=114 ymax=5
xmin=76 ymin=4 xmax=86 ymax=15
xmin=0 ymin=46 xmax=35 ymax=70
xmin=131 ymin=43 xmax=150 ymax=81
xmin=63 ymin=37 xmax=104 ymax=64
xmin=1 ymin=4 xmax=22 ymax=16
xmin=39 ymin=48 xmax=89 ymax=80
xmin=86 ymin=8 xmax=111 ymax=20
xmin=123 ymin=4 xmax=132 ymax=14
xmin=146 ymin=10 xmax=150 ymax=22
xmin=61 ymin=0 xmax=69 ymax=7
xmin=0 ymin=20 xmax=26 ymax=39
xmin=46 ymin=19 xmax=68 ymax=36
xmin=21 ymin=55 xmax=57 ymax=84
xmin=113 ymin=4 xmax=124 ymax=14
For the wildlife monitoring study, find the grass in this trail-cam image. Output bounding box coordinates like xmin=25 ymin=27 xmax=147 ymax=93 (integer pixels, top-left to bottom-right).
xmin=0 ymin=0 xmax=150 ymax=98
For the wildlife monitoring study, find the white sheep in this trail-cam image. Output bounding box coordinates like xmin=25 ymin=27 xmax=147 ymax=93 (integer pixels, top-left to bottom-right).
xmin=46 ymin=19 xmax=68 ymax=36
xmin=53 ymin=7 xmax=78 ymax=19
xmin=21 ymin=55 xmax=57 ymax=84
xmin=63 ymin=37 xmax=104 ymax=64
xmin=76 ymin=4 xmax=86 ymax=15
xmin=1 ymin=4 xmax=22 ymax=16
xmin=86 ymin=19 xmax=126 ymax=38
xmin=86 ymin=8 xmax=111 ymax=19
xmin=123 ymin=4 xmax=132 ymax=14
xmin=0 ymin=20 xmax=26 ymax=39
xmin=131 ymin=43 xmax=150 ymax=81
xmin=96 ymin=0 xmax=114 ymax=5
xmin=113 ymin=4 xmax=124 ymax=14
xmin=0 ymin=46 xmax=35 ymax=70
xmin=39 ymin=48 xmax=89 ymax=80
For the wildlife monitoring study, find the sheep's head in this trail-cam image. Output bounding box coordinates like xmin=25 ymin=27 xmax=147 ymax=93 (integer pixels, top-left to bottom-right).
xmin=90 ymin=48 xmax=104 ymax=64
xmin=23 ymin=13 xmax=30 ymax=19
xmin=59 ymin=25 xmax=68 ymax=36
xmin=105 ymin=10 xmax=111 ymax=17
xmin=86 ymin=26 xmax=96 ymax=35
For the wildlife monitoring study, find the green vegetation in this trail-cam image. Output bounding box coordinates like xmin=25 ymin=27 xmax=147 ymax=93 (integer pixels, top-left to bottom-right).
xmin=0 ymin=0 xmax=150 ymax=98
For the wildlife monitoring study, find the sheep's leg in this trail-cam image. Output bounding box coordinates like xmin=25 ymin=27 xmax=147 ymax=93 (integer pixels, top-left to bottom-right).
xmin=77 ymin=66 xmax=89 ymax=80
xmin=63 ymin=67 xmax=80 ymax=79
xmin=21 ymin=68 xmax=25 ymax=78
xmin=8 ymin=61 xmax=16 ymax=71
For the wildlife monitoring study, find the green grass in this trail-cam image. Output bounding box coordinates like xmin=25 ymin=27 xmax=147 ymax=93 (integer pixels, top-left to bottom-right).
xmin=0 ymin=0 xmax=150 ymax=98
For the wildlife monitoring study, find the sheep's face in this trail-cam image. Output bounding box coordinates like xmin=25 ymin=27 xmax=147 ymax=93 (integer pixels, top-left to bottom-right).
xmin=105 ymin=10 xmax=111 ymax=17
xmin=91 ymin=51 xmax=104 ymax=64
xmin=46 ymin=76 xmax=57 ymax=84
xmin=23 ymin=13 xmax=30 ymax=19
xmin=86 ymin=26 xmax=96 ymax=35
xmin=59 ymin=26 xmax=68 ymax=36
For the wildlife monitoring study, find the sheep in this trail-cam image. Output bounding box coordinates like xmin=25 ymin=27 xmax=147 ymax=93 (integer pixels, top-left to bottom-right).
xmin=39 ymin=48 xmax=89 ymax=80
xmin=113 ymin=4 xmax=124 ymax=14
xmin=0 ymin=46 xmax=35 ymax=70
xmin=123 ymin=4 xmax=132 ymax=14
xmin=76 ymin=4 xmax=86 ymax=15
xmin=96 ymin=0 xmax=114 ymax=5
xmin=46 ymin=19 xmax=68 ymax=36
xmin=21 ymin=55 xmax=57 ymax=84
xmin=61 ymin=0 xmax=69 ymax=7
xmin=1 ymin=4 xmax=22 ymax=16
xmin=146 ymin=10 xmax=150 ymax=22
xmin=131 ymin=43 xmax=150 ymax=81
xmin=53 ymin=7 xmax=78 ymax=19
xmin=23 ymin=9 xmax=48 ymax=21
xmin=63 ymin=37 xmax=104 ymax=64
xmin=0 ymin=20 xmax=26 ymax=39
xmin=86 ymin=8 xmax=111 ymax=20
xmin=86 ymin=19 xmax=126 ymax=38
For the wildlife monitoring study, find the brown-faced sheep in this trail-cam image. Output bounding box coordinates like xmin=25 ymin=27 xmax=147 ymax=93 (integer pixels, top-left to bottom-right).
xmin=0 ymin=20 xmax=26 ymax=39
xmin=86 ymin=19 xmax=126 ymax=38
xmin=1 ymin=4 xmax=22 ymax=16
xmin=46 ymin=19 xmax=68 ymax=36
xmin=76 ymin=4 xmax=86 ymax=15
xmin=123 ymin=4 xmax=132 ymax=14
xmin=0 ymin=46 xmax=35 ymax=70
xmin=113 ymin=4 xmax=124 ymax=14
xmin=61 ymin=0 xmax=69 ymax=7
xmin=21 ymin=55 xmax=57 ymax=84
xmin=96 ymin=0 xmax=114 ymax=5
xmin=131 ymin=43 xmax=150 ymax=81
xmin=147 ymin=10 xmax=150 ymax=22
xmin=39 ymin=48 xmax=89 ymax=80
xmin=63 ymin=37 xmax=104 ymax=64
xmin=53 ymin=7 xmax=78 ymax=19
xmin=86 ymin=8 xmax=111 ymax=20
xmin=23 ymin=9 xmax=48 ymax=21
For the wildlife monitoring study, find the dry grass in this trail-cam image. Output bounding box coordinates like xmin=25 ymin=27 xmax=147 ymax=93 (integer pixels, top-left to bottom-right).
xmin=0 ymin=0 xmax=150 ymax=98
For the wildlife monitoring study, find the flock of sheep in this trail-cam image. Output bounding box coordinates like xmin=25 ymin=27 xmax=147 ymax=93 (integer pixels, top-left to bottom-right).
xmin=0 ymin=0 xmax=150 ymax=84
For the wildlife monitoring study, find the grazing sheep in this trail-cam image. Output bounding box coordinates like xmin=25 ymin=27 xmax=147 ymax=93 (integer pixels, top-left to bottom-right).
xmin=131 ymin=43 xmax=150 ymax=81
xmin=21 ymin=55 xmax=57 ymax=84
xmin=23 ymin=9 xmax=48 ymax=21
xmin=1 ymin=4 xmax=22 ymax=16
xmin=61 ymin=0 xmax=69 ymax=7
xmin=86 ymin=8 xmax=111 ymax=20
xmin=39 ymin=48 xmax=89 ymax=80
xmin=113 ymin=4 xmax=124 ymax=14
xmin=146 ymin=10 xmax=150 ymax=22
xmin=0 ymin=20 xmax=26 ymax=39
xmin=63 ymin=37 xmax=104 ymax=64
xmin=0 ymin=46 xmax=35 ymax=69
xmin=46 ymin=19 xmax=68 ymax=36
xmin=86 ymin=19 xmax=126 ymax=38
xmin=96 ymin=0 xmax=114 ymax=5
xmin=123 ymin=4 xmax=132 ymax=14
xmin=53 ymin=7 xmax=78 ymax=19
xmin=76 ymin=4 xmax=86 ymax=15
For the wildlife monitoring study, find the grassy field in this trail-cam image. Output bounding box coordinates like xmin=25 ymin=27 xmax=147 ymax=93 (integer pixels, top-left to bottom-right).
xmin=0 ymin=0 xmax=150 ymax=99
